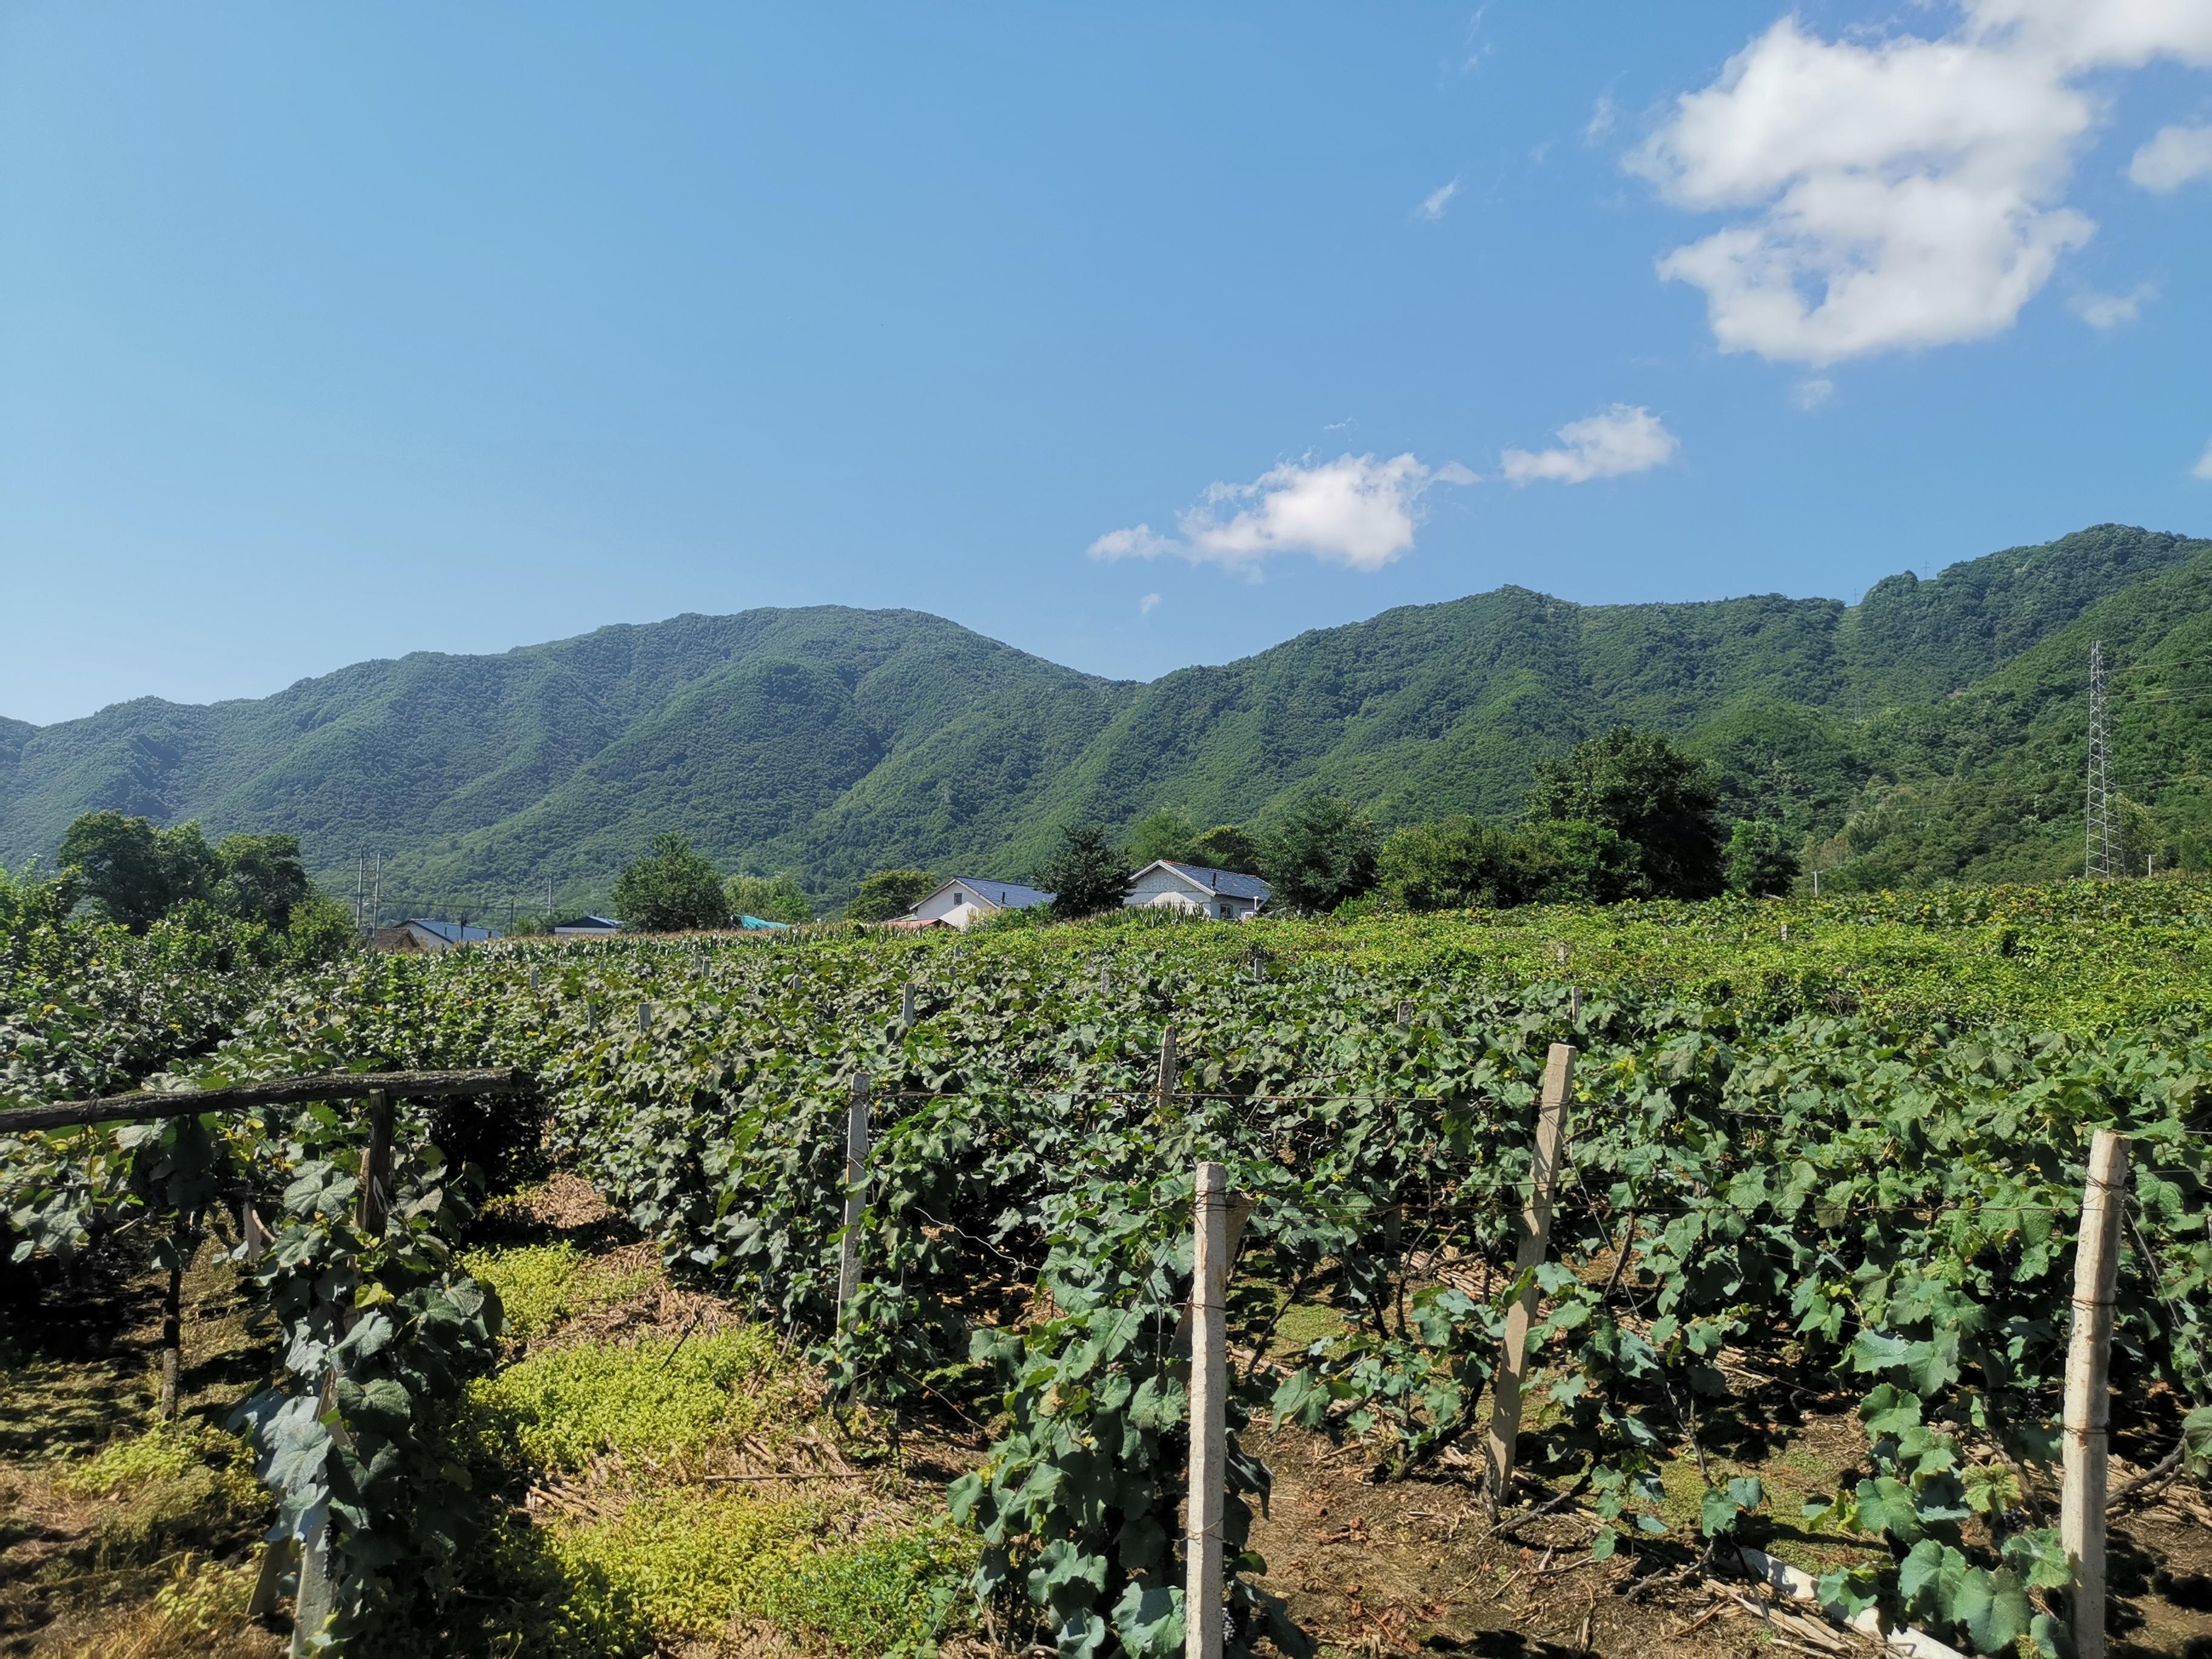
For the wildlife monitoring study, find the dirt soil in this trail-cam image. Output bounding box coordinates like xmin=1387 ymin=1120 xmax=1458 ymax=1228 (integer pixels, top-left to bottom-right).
xmin=0 ymin=1228 xmax=281 ymax=1658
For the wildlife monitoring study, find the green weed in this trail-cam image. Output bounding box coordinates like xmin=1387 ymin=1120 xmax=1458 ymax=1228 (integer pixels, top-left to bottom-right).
xmin=471 ymin=1329 xmax=803 ymax=1470
xmin=546 ymin=1489 xmax=973 ymax=1657
xmin=460 ymin=1241 xmax=657 ymax=1342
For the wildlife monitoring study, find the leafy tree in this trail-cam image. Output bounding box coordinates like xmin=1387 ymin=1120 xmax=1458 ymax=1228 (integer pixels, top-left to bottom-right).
xmin=1527 ymin=728 xmax=1724 ymax=900
xmin=1262 ymin=796 xmax=1379 ymax=914
xmin=56 ymin=811 xmax=226 ymax=931
xmin=1378 ymin=815 xmax=1640 ymax=911
xmin=216 ymin=833 xmax=315 ymax=929
xmin=284 ymin=893 xmax=361 ymax=962
xmin=58 ymin=811 xmax=170 ymax=930
xmin=612 ymin=833 xmax=729 ymax=932
xmin=1124 ymin=809 xmax=1198 ymax=866
xmin=1189 ymin=823 xmax=1264 ymax=875
xmin=1512 ymin=819 xmax=1641 ymax=903
xmin=1034 ymin=825 xmax=1133 ymax=919
xmin=1724 ymin=820 xmax=1800 ymax=897
xmin=848 ymin=869 xmax=939 ymax=923
xmin=157 ymin=823 xmax=223 ymax=911
xmin=1378 ymin=818 xmax=1520 ymax=911
xmin=726 ymin=872 xmax=814 ymax=925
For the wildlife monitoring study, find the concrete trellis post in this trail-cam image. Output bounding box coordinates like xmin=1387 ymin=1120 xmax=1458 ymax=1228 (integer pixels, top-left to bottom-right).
xmin=1485 ymin=1043 xmax=1575 ymax=1504
xmin=2062 ymin=1130 xmax=2131 ymax=1659
xmin=901 ymin=983 xmax=917 ymax=1030
xmin=1186 ymin=1161 xmax=1231 ymax=1659
xmin=835 ymin=1074 xmax=873 ymax=1322
xmin=1156 ymin=1027 xmax=1178 ymax=1111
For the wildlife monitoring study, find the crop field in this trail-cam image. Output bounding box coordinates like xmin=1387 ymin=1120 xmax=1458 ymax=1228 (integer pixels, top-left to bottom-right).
xmin=2 ymin=884 xmax=2210 ymax=1659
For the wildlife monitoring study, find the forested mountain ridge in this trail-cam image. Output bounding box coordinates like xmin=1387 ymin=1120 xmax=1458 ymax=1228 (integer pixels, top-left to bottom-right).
xmin=2 ymin=523 xmax=2204 ymax=910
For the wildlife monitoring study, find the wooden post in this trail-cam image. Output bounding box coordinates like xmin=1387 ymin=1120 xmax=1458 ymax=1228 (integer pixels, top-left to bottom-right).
xmin=1187 ymin=1161 xmax=1230 ymax=1659
xmin=2062 ymin=1130 xmax=2130 ymax=1659
xmin=357 ymin=1090 xmax=393 ymax=1236
xmin=1485 ymin=1042 xmax=1575 ymax=1504
xmin=835 ymin=1074 xmax=872 ymax=1322
xmin=901 ymin=983 xmax=917 ymax=1029
xmin=1156 ymin=1027 xmax=1178 ymax=1111
xmin=157 ymin=1233 xmax=188 ymax=1419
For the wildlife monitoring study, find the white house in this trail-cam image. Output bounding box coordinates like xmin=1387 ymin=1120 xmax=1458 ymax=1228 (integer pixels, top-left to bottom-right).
xmin=1124 ymin=861 xmax=1270 ymax=920
xmin=905 ymin=878 xmax=1055 ymax=931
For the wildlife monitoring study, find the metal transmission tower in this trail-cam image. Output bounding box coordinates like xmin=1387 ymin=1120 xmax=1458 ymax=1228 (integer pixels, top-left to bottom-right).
xmin=2085 ymin=640 xmax=2116 ymax=879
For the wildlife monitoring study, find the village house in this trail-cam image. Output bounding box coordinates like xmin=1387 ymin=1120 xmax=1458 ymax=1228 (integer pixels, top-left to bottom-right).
xmin=1124 ymin=860 xmax=1270 ymax=920
xmin=904 ymin=877 xmax=1054 ymax=931
xmin=370 ymin=917 xmax=503 ymax=953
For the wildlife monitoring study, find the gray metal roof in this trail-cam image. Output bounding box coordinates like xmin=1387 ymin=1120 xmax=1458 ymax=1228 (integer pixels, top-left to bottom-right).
xmin=406 ymin=917 xmax=503 ymax=943
xmin=1151 ymin=862 xmax=1272 ymax=902
xmin=938 ymin=879 xmax=1054 ymax=910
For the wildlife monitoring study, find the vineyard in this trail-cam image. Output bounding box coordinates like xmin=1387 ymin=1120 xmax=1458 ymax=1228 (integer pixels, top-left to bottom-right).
xmin=3 ymin=885 xmax=2211 ymax=1659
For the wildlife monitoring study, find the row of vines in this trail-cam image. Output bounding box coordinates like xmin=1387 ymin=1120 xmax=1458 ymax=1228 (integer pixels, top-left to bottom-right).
xmin=5 ymin=905 xmax=2212 ymax=1657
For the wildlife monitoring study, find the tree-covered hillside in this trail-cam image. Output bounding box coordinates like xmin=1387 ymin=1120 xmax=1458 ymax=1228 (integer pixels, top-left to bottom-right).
xmin=2 ymin=525 xmax=2205 ymax=910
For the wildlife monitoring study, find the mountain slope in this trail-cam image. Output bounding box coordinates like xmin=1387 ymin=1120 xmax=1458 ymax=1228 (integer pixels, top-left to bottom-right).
xmin=2 ymin=523 xmax=2204 ymax=910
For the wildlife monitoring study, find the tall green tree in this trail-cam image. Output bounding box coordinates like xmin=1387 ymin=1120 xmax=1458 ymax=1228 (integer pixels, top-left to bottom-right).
xmin=1188 ymin=824 xmax=1264 ymax=875
xmin=56 ymin=811 xmax=227 ymax=931
xmin=216 ymin=833 xmax=315 ymax=929
xmin=1034 ymin=826 xmax=1132 ymax=919
xmin=1526 ymin=728 xmax=1724 ymax=900
xmin=726 ymin=872 xmax=814 ymax=925
xmin=848 ymin=869 xmax=939 ymax=923
xmin=58 ymin=811 xmax=169 ymax=930
xmin=612 ymin=833 xmax=729 ymax=932
xmin=1124 ymin=809 xmax=1199 ymax=866
xmin=1262 ymin=796 xmax=1379 ymax=914
xmin=1723 ymin=820 xmax=1800 ymax=897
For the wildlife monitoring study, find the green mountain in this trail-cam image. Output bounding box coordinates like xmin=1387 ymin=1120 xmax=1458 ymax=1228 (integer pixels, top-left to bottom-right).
xmin=2 ymin=523 xmax=2204 ymax=912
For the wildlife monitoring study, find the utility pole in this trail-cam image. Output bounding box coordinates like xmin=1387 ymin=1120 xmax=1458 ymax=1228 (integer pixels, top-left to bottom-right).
xmin=370 ymin=854 xmax=382 ymax=934
xmin=355 ymin=855 xmax=365 ymax=936
xmin=546 ymin=875 xmax=554 ymax=924
xmin=2086 ymin=641 xmax=2115 ymax=880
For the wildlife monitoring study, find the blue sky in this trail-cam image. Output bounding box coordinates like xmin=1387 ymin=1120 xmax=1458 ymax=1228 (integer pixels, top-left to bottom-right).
xmin=3 ymin=2 xmax=2209 ymax=725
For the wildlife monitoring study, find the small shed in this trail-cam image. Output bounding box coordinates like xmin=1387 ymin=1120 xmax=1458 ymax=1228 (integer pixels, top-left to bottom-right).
xmin=1124 ymin=862 xmax=1270 ymax=920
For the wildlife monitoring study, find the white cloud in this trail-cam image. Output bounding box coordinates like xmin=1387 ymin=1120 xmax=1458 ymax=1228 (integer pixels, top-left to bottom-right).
xmin=2069 ymin=282 xmax=2157 ymax=327
xmin=1500 ymin=405 xmax=1679 ymax=484
xmin=2193 ymin=438 xmax=2212 ymax=481
xmin=1085 ymin=525 xmax=1178 ymax=563
xmin=1138 ymin=592 xmax=1161 ymax=615
xmin=1088 ymin=452 xmax=1473 ymax=575
xmin=1791 ymin=377 xmax=1836 ymax=410
xmin=1632 ymin=1 xmax=2212 ymax=366
xmin=1414 ymin=178 xmax=1461 ymax=221
xmin=1584 ymin=92 xmax=1618 ymax=143
xmin=2129 ymin=123 xmax=2212 ymax=190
